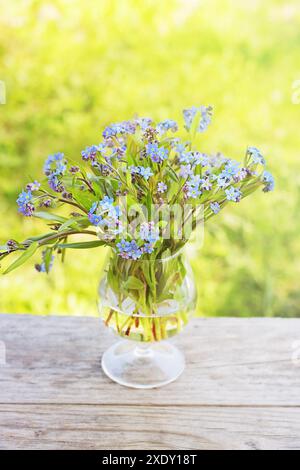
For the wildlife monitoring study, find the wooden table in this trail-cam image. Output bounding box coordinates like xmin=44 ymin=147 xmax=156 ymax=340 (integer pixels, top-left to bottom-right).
xmin=0 ymin=314 xmax=299 ymax=450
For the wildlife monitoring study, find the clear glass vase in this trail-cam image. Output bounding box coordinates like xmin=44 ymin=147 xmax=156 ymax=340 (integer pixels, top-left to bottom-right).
xmin=98 ymin=250 xmax=197 ymax=388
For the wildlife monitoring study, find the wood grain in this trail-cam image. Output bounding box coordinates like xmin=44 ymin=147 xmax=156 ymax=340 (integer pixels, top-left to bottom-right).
xmin=0 ymin=314 xmax=299 ymax=449
xmin=0 ymin=404 xmax=300 ymax=450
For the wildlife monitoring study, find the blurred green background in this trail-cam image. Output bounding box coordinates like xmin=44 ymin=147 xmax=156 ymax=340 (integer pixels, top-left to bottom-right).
xmin=0 ymin=0 xmax=299 ymax=317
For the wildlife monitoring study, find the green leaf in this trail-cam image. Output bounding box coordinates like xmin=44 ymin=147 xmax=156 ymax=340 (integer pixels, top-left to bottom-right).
xmin=123 ymin=276 xmax=144 ymax=290
xmin=157 ymin=220 xmax=168 ymax=229
xmin=107 ymin=267 xmax=117 ymax=292
xmin=126 ymin=194 xmax=139 ymax=209
xmin=72 ymin=188 xmax=94 ymax=210
xmin=125 ymin=171 xmax=137 ymax=198
xmin=57 ymin=240 xmax=106 ymax=249
xmin=126 ymin=134 xmax=141 ymax=161
xmin=0 ymin=252 xmax=10 ymax=262
xmin=167 ymin=182 xmax=180 ymax=202
xmin=43 ymin=247 xmax=53 ymax=273
xmin=26 ymin=232 xmax=54 ymax=242
xmin=58 ymin=216 xmax=89 ymax=232
xmin=140 ymin=264 xmax=153 ymax=289
xmin=34 ymin=211 xmax=68 ymax=223
xmin=3 ymin=242 xmax=39 ymax=274
xmin=147 ymin=191 xmax=153 ymax=215
xmin=167 ymin=166 xmax=179 ymax=182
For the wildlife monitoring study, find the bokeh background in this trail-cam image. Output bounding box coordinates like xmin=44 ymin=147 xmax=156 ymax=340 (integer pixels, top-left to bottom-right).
xmin=0 ymin=0 xmax=299 ymax=317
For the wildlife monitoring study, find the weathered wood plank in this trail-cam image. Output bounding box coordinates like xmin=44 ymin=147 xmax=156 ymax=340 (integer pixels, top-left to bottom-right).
xmin=0 ymin=315 xmax=299 ymax=450
xmin=0 ymin=404 xmax=299 ymax=450
xmin=0 ymin=315 xmax=299 ymax=406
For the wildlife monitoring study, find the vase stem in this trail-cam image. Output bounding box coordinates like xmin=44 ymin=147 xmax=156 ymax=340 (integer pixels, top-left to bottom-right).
xmin=101 ymin=340 xmax=185 ymax=389
xmin=134 ymin=343 xmax=153 ymax=358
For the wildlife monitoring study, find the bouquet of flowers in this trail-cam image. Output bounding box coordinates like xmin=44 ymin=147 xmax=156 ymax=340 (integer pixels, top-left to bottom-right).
xmin=0 ymin=106 xmax=274 ymax=344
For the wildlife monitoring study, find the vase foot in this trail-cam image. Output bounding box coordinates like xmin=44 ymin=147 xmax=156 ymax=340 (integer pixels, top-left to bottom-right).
xmin=101 ymin=340 xmax=185 ymax=389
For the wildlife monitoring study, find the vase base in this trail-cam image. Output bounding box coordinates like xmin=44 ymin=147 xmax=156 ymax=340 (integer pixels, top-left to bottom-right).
xmin=101 ymin=340 xmax=185 ymax=389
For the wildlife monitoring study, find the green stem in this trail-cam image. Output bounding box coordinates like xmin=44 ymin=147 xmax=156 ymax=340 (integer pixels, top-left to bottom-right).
xmin=40 ymin=189 xmax=87 ymax=213
xmin=78 ymin=175 xmax=96 ymax=195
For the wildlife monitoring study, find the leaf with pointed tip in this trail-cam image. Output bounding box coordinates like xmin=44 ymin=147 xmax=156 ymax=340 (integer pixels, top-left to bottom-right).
xmin=43 ymin=247 xmax=53 ymax=273
xmin=72 ymin=188 xmax=95 ymax=210
xmin=57 ymin=240 xmax=106 ymax=249
xmin=123 ymin=276 xmax=144 ymax=290
xmin=3 ymin=242 xmax=39 ymax=274
xmin=34 ymin=211 xmax=68 ymax=223
xmin=58 ymin=216 xmax=89 ymax=232
xmin=25 ymin=232 xmax=54 ymax=242
xmin=167 ymin=166 xmax=179 ymax=182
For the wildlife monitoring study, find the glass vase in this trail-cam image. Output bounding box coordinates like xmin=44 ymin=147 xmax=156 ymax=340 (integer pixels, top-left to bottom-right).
xmin=98 ymin=250 xmax=197 ymax=388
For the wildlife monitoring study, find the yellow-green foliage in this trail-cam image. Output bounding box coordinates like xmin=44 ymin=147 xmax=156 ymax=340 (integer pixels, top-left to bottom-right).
xmin=0 ymin=0 xmax=299 ymax=317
